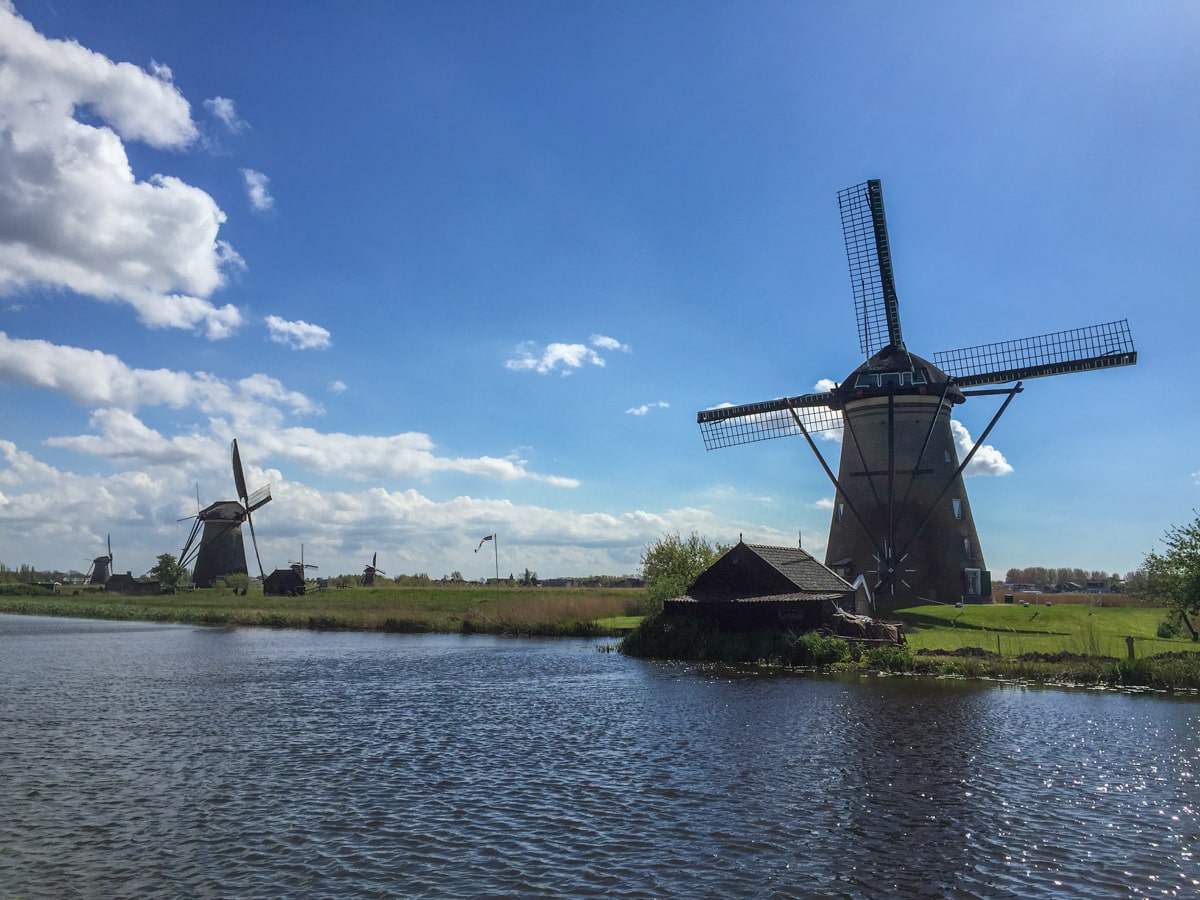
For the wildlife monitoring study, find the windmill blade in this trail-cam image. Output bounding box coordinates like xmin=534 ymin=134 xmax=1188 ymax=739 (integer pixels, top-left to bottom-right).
xmin=934 ymin=320 xmax=1137 ymax=388
xmin=838 ymin=179 xmax=904 ymax=357
xmin=245 ymin=483 xmax=272 ymax=514
xmin=245 ymin=508 xmax=266 ymax=581
xmin=697 ymin=392 xmax=841 ymax=450
xmin=232 ymin=439 xmax=249 ymax=504
xmin=107 ymin=533 xmax=113 ymax=564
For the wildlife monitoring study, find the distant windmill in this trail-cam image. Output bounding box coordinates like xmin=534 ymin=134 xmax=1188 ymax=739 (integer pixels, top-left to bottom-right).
xmin=289 ymin=544 xmax=318 ymax=576
xmin=178 ymin=439 xmax=272 ymax=588
xmin=698 ymin=179 xmax=1137 ymax=605
xmin=85 ymin=534 xmax=113 ymax=585
xmin=362 ymin=552 xmax=385 ymax=587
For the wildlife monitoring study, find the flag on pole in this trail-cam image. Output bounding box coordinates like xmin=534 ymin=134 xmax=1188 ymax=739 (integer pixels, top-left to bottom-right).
xmin=475 ymin=534 xmax=494 ymax=552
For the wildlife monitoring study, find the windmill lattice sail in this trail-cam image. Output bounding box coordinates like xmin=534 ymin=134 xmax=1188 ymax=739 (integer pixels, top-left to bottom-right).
xmin=839 ymin=179 xmax=903 ymax=357
xmin=697 ymin=395 xmax=841 ymax=450
xmin=934 ymin=320 xmax=1137 ymax=387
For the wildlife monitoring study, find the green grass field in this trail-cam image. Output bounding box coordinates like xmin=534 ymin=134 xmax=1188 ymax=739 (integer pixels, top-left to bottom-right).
xmin=0 ymin=583 xmax=647 ymax=636
xmin=891 ymin=601 xmax=1185 ymax=659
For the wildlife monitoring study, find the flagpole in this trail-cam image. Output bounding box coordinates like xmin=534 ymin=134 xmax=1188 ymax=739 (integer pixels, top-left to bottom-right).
xmin=493 ymin=532 xmax=499 ymax=603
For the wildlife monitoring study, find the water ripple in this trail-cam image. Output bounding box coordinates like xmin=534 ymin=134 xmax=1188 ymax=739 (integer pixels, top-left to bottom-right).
xmin=1 ymin=616 xmax=1198 ymax=898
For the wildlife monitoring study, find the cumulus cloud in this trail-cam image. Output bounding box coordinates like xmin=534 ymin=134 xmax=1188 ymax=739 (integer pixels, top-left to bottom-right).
xmin=0 ymin=332 xmax=319 ymax=424
xmin=952 ymin=420 xmax=1013 ymax=477
xmin=626 ymin=401 xmax=669 ymax=416
xmin=505 ymin=333 xmax=629 ymax=376
xmin=0 ymin=5 xmax=243 ymax=338
xmin=251 ymin=427 xmax=580 ymax=487
xmin=241 ymin=168 xmax=274 ymax=211
xmin=265 ymin=315 xmax=330 ymax=350
xmin=204 ymin=96 xmax=247 ymax=133
xmin=1 ymin=333 xmax=579 ymax=489
xmin=329 ymin=380 xmax=348 ymax=394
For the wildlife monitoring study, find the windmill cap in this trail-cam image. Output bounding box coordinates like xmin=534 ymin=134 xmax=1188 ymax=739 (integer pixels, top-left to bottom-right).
xmin=832 ymin=346 xmax=965 ymax=406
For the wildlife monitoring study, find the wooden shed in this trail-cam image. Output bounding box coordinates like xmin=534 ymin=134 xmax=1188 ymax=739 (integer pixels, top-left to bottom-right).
xmin=264 ymin=567 xmax=307 ymax=597
xmin=103 ymin=572 xmax=160 ymax=596
xmin=664 ymin=541 xmax=867 ymax=631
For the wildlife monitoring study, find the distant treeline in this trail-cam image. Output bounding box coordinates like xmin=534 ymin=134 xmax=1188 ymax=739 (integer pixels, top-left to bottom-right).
xmin=1003 ymin=566 xmax=1132 ymax=589
xmin=0 ymin=563 xmax=77 ymax=584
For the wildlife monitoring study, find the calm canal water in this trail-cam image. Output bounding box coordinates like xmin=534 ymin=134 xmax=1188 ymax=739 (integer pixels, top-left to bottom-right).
xmin=1 ymin=614 xmax=1197 ymax=898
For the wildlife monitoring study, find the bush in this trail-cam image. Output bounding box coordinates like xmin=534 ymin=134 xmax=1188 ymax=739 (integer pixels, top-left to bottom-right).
xmin=1157 ymin=617 xmax=1181 ymax=638
xmin=793 ymin=631 xmax=852 ymax=666
xmin=866 ymin=645 xmax=914 ymax=672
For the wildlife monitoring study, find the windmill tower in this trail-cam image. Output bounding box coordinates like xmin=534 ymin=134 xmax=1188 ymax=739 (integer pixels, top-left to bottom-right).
xmin=86 ymin=534 xmax=113 ymax=585
xmin=178 ymin=439 xmax=272 ymax=588
xmin=698 ymin=179 xmax=1137 ymax=606
xmin=362 ymin=552 xmax=385 ymax=587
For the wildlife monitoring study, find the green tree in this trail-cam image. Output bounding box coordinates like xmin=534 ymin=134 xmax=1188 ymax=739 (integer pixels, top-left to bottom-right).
xmin=150 ymin=553 xmax=188 ymax=594
xmin=640 ymin=531 xmax=728 ymax=610
xmin=1134 ymin=511 xmax=1200 ymax=641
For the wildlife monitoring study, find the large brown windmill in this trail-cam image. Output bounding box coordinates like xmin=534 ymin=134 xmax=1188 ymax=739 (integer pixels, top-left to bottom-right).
xmin=178 ymin=439 xmax=272 ymax=588
xmin=698 ymin=179 xmax=1137 ymax=606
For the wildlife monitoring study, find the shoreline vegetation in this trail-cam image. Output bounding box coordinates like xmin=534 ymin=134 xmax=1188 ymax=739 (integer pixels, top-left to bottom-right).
xmin=0 ymin=582 xmax=646 ymax=637
xmin=4 ymin=583 xmax=1199 ymax=691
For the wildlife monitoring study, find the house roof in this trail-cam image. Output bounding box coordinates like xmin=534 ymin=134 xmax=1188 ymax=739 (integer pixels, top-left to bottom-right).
xmin=683 ymin=541 xmax=854 ymax=603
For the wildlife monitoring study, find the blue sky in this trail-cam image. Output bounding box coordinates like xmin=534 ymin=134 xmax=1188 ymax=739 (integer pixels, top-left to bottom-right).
xmin=0 ymin=0 xmax=1196 ymax=582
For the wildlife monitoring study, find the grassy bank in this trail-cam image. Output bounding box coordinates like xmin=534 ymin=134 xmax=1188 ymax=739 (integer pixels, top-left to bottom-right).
xmin=9 ymin=584 xmax=1200 ymax=690
xmin=0 ymin=583 xmax=646 ymax=637
xmin=621 ymin=605 xmax=1200 ymax=691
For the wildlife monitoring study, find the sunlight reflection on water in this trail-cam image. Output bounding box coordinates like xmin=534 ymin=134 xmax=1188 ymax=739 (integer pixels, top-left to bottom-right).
xmin=1 ymin=615 xmax=1197 ymax=898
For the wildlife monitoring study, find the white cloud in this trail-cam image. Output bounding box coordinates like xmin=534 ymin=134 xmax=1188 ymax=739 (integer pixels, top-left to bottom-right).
xmin=204 ymin=96 xmax=247 ymax=133
xmin=0 ymin=426 xmax=791 ymax=580
xmin=265 ymin=315 xmax=330 ymax=350
xmin=505 ymin=333 xmax=629 ymax=376
xmin=590 ymin=334 xmax=630 ymax=353
xmin=952 ymin=420 xmax=1013 ymax=477
xmin=0 ymin=331 xmax=319 ymax=424
xmin=329 ymin=380 xmax=348 ymax=394
xmin=626 ymin=401 xmax=669 ymax=416
xmin=0 ymin=333 xmax=579 ymax=489
xmin=241 ymin=168 xmax=274 ymax=211
xmin=0 ymin=5 xmax=243 ymax=338
xmin=252 ymin=427 xmax=580 ymax=487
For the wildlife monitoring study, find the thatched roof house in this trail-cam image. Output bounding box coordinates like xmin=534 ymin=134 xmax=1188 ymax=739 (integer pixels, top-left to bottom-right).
xmin=664 ymin=541 xmax=868 ymax=630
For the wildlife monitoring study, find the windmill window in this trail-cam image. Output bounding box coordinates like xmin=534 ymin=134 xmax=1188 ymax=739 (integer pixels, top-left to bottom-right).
xmin=944 ymin=449 xmax=952 ymax=463
xmin=836 ymin=502 xmax=845 ymax=524
xmin=952 ymin=498 xmax=962 ymax=520
xmin=963 ymin=538 xmax=972 ymax=559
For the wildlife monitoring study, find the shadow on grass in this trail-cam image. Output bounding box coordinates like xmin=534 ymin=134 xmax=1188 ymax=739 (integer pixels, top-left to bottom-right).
xmin=890 ymin=610 xmax=1069 ymax=636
